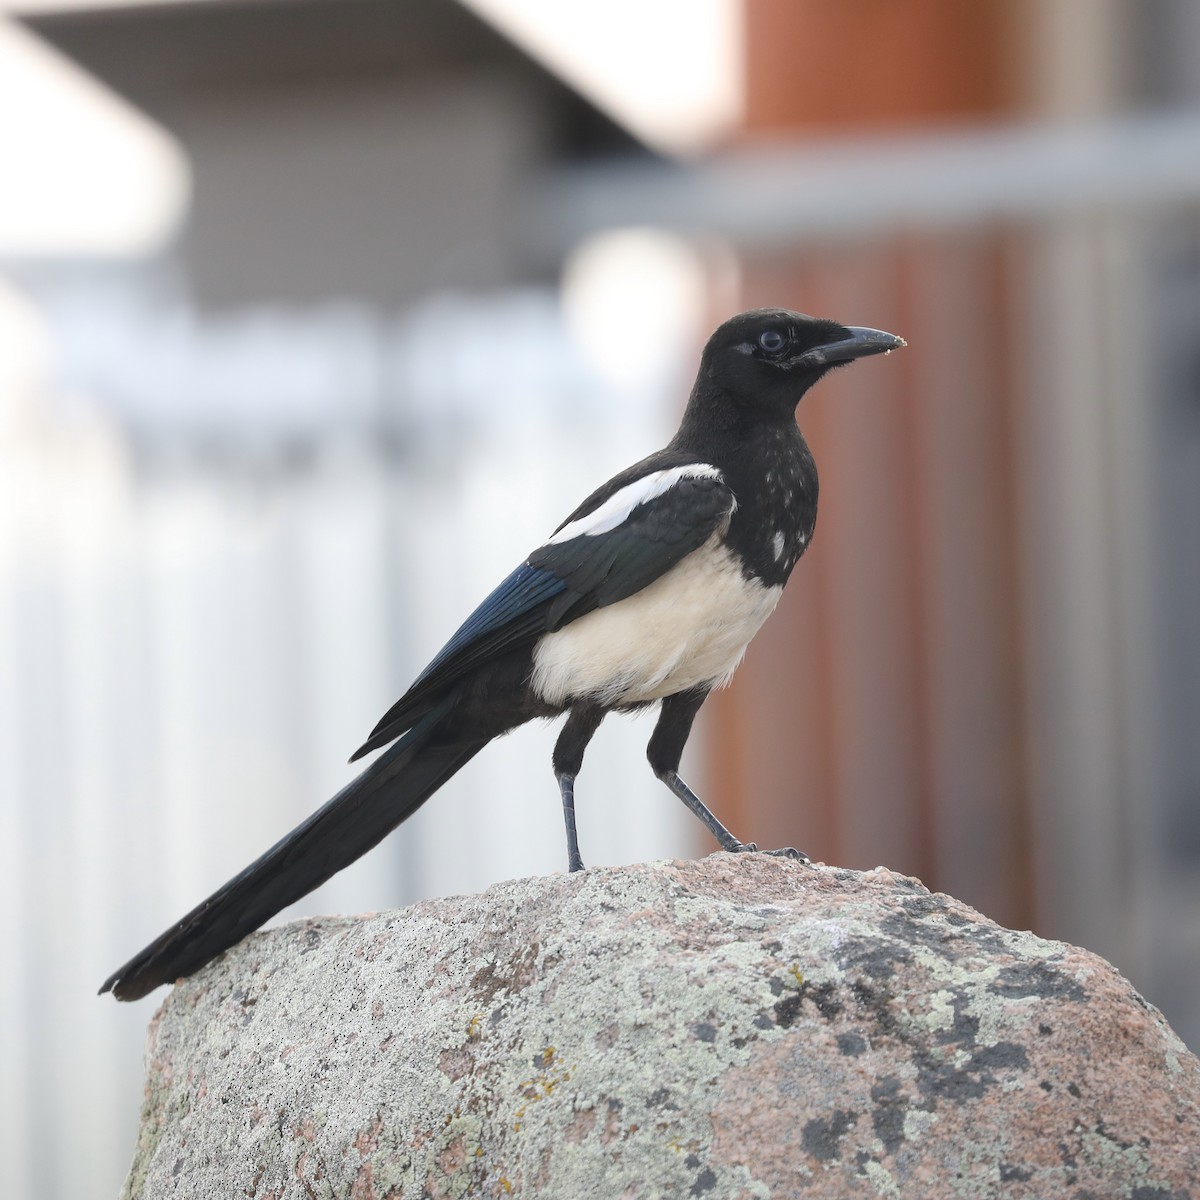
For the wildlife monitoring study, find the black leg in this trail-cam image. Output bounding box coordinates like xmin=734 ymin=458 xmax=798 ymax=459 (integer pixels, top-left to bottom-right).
xmin=660 ymin=768 xmax=754 ymax=853
xmin=553 ymin=705 xmax=605 ymax=872
xmin=558 ymin=774 xmax=583 ymax=873
xmin=648 ymin=690 xmax=807 ymax=863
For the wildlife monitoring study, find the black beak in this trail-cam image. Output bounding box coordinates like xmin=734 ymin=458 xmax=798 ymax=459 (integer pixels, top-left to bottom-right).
xmin=792 ymin=326 xmax=906 ymax=369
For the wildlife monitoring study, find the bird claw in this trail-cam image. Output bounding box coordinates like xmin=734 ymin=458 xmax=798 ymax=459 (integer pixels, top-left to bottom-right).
xmin=767 ymin=845 xmax=810 ymax=863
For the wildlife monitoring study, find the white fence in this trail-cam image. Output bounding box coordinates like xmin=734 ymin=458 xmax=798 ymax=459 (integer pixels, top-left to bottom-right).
xmin=0 ymin=285 xmax=697 ymax=1197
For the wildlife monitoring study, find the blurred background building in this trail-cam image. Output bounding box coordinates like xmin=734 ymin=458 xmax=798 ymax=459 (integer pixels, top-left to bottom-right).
xmin=1 ymin=1 xmax=1199 ymax=1195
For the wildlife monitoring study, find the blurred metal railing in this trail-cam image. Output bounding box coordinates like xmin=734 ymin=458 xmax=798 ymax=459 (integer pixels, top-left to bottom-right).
xmin=531 ymin=110 xmax=1200 ymax=251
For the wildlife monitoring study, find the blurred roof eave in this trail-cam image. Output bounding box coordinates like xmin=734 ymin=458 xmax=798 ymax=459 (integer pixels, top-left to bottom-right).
xmin=13 ymin=0 xmax=716 ymax=160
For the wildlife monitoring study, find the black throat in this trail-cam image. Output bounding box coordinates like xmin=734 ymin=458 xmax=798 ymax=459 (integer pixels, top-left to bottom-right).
xmin=671 ymin=386 xmax=819 ymax=589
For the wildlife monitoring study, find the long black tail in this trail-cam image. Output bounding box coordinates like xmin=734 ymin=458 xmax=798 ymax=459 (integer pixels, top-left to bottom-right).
xmin=100 ymin=695 xmax=487 ymax=1001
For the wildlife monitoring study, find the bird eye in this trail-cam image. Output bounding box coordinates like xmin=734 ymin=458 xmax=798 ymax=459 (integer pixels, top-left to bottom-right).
xmin=758 ymin=330 xmax=787 ymax=355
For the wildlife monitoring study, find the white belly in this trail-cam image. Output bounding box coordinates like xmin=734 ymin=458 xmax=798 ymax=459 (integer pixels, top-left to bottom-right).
xmin=531 ymin=536 xmax=782 ymax=707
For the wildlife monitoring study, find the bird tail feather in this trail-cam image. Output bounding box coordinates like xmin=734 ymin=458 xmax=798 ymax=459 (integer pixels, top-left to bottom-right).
xmin=100 ymin=694 xmax=485 ymax=1001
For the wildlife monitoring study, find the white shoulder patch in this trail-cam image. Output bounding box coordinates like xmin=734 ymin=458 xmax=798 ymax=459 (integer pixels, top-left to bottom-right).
xmin=547 ymin=463 xmax=725 ymax=545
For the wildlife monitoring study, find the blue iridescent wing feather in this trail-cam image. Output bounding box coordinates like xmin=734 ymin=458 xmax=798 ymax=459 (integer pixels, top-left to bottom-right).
xmin=350 ymin=468 xmax=734 ymax=760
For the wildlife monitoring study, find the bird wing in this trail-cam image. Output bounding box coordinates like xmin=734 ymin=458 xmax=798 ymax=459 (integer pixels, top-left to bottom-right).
xmin=530 ymin=463 xmax=734 ymax=628
xmin=349 ymin=463 xmax=735 ymax=760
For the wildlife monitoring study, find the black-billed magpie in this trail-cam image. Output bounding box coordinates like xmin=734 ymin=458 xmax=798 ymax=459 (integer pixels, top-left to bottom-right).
xmin=101 ymin=308 xmax=904 ymax=1000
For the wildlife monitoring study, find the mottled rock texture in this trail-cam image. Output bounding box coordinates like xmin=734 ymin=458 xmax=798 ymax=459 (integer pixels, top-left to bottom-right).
xmin=123 ymin=857 xmax=1200 ymax=1199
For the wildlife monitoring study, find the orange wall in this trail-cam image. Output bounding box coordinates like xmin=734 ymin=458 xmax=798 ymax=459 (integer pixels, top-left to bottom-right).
xmin=703 ymin=0 xmax=1035 ymax=929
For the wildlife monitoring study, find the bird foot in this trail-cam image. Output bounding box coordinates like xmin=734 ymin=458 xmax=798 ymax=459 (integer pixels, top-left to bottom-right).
xmin=726 ymin=842 xmax=809 ymax=864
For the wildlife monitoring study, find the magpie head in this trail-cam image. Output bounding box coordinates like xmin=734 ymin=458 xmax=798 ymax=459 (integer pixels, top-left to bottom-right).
xmin=701 ymin=308 xmax=905 ymax=411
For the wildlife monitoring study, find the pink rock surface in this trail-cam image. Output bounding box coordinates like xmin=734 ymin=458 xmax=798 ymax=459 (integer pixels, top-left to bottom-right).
xmin=123 ymin=857 xmax=1200 ymax=1198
